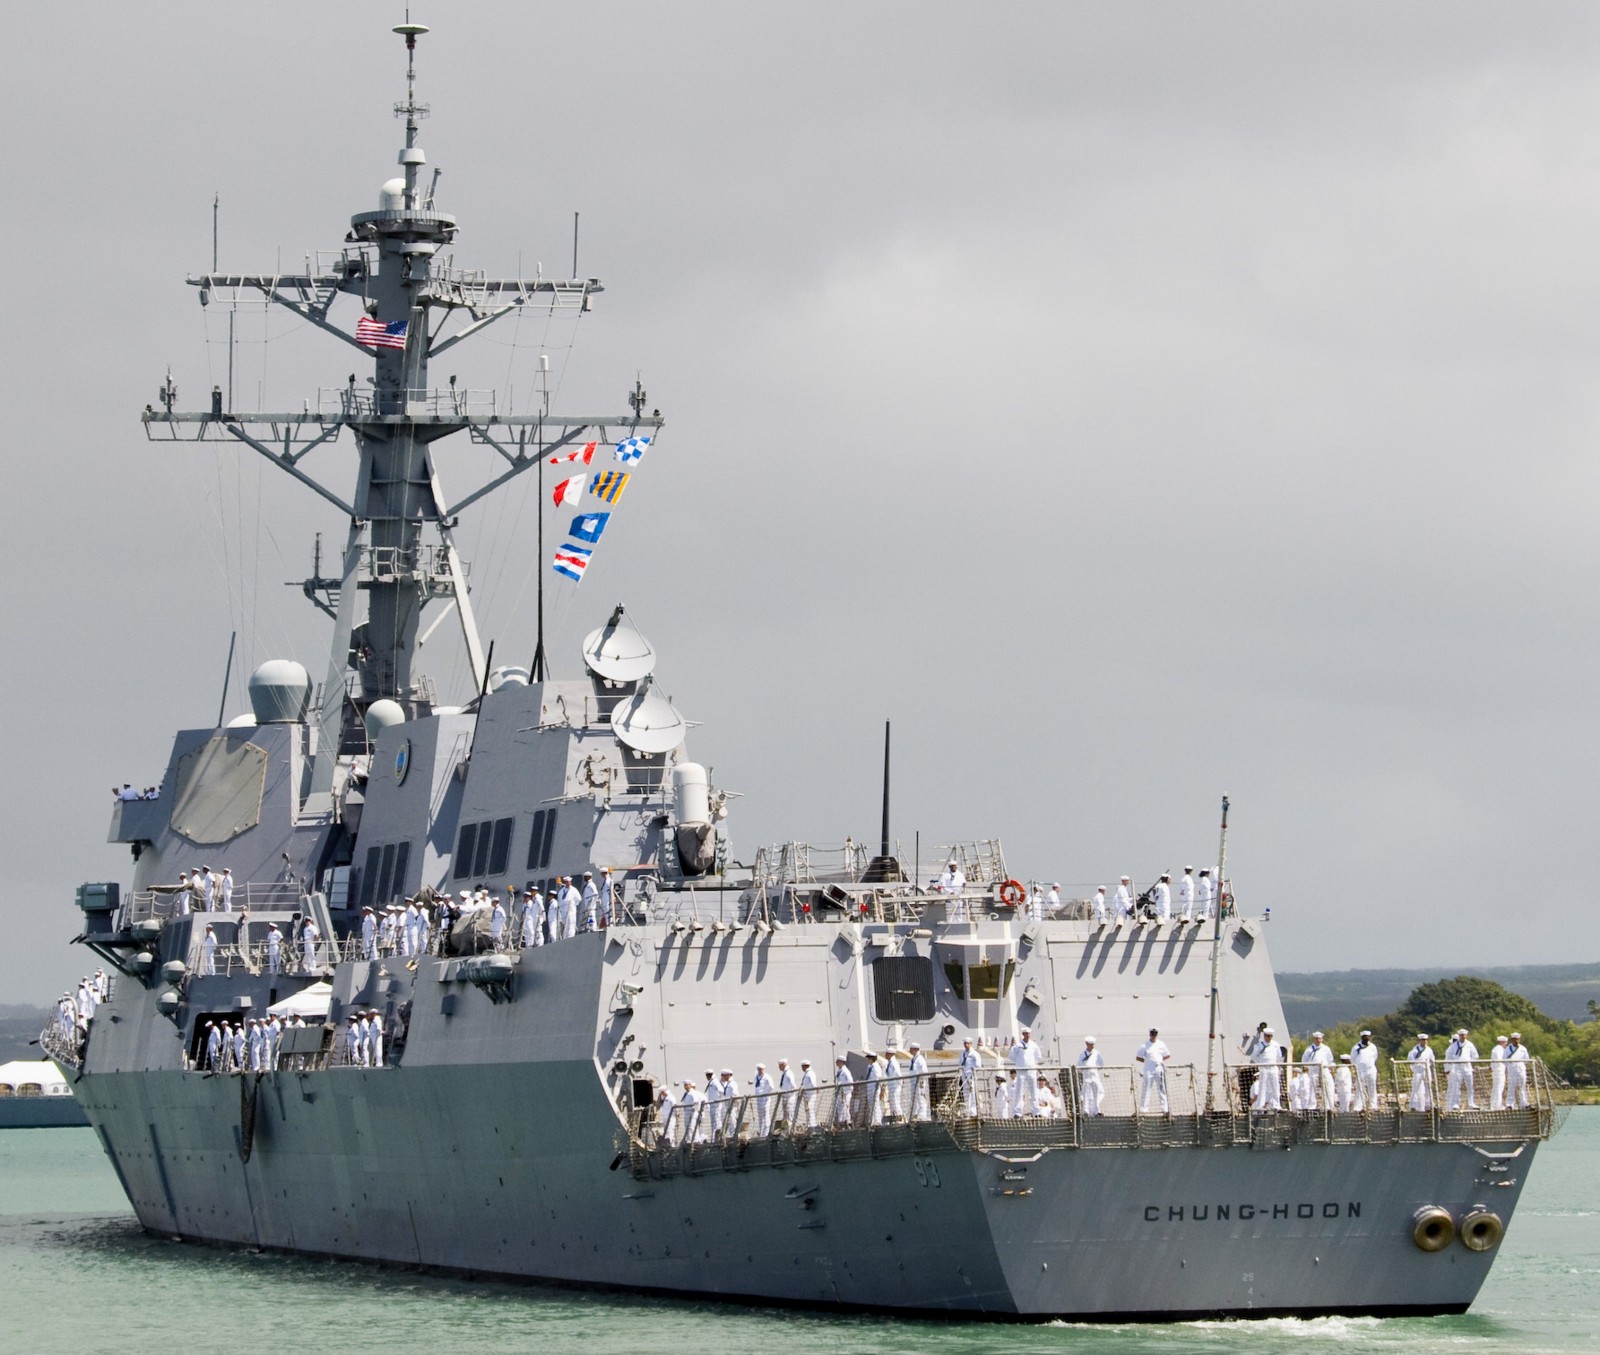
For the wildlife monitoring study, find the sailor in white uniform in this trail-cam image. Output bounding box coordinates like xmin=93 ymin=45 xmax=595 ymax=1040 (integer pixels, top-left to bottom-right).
xmin=1137 ymin=1028 xmax=1171 ymax=1113
xmin=175 ymin=872 xmax=192 ymax=916
xmin=580 ymin=872 xmax=599 ymax=931
xmin=1046 ymin=883 xmax=1062 ymax=915
xmin=1091 ymin=886 xmax=1107 ymax=925
xmin=1334 ymin=1055 xmax=1355 ymax=1112
xmin=1198 ymin=867 xmax=1215 ymax=920
xmin=1350 ymin=1030 xmax=1379 ymax=1111
xmin=1178 ymin=866 xmax=1195 ymax=922
xmin=266 ymin=923 xmax=281 ymax=975
xmin=883 ymin=1048 xmax=905 ymax=1120
xmin=797 ymin=1060 xmax=818 ymax=1129
xmin=1010 ymin=1029 xmax=1042 ymax=1116
xmin=1113 ymin=876 xmax=1133 ymax=924
xmin=653 ymin=1086 xmax=677 ymax=1146
xmin=205 ymin=1021 xmax=222 ymax=1071
xmin=833 ymin=1057 xmax=855 ymax=1126
xmin=1406 ymin=1033 xmax=1435 ymax=1111
xmin=361 ymin=906 xmax=377 ymax=959
xmin=1302 ymin=1031 xmax=1335 ymax=1109
xmin=544 ymin=886 xmax=561 ymax=943
xmin=679 ymin=1080 xmax=706 ymax=1143
xmin=752 ymin=1063 xmax=775 ymax=1136
xmin=958 ymin=1038 xmax=980 ymax=1115
xmin=201 ymin=923 xmax=218 ymax=976
xmin=521 ymin=891 xmax=543 ymax=948
xmin=939 ymin=860 xmax=967 ymax=922
xmin=199 ymin=866 xmax=215 ymax=912
xmin=1077 ymin=1036 xmax=1105 ymax=1116
xmin=301 ymin=917 xmax=320 ymax=973
xmin=775 ymin=1059 xmax=797 ymax=1127
xmin=220 ymin=867 xmax=234 ymax=912
xmin=559 ymin=878 xmax=579 ymax=939
xmin=1252 ymin=1028 xmax=1282 ymax=1112
xmin=489 ymin=897 xmax=507 ymax=949
xmin=1505 ymin=1033 xmax=1530 ymax=1108
xmin=367 ymin=1011 xmax=384 ymax=1068
xmin=864 ymin=1052 xmax=887 ymax=1125
xmin=1489 ymin=1034 xmax=1510 ymax=1110
xmin=716 ymin=1068 xmax=740 ymax=1137
xmin=993 ymin=1073 xmax=1013 ymax=1119
xmin=701 ymin=1069 xmax=721 ymax=1135
xmin=1444 ymin=1028 xmax=1479 ymax=1110
xmin=1151 ymin=874 xmax=1172 ymax=924
xmin=907 ymin=1042 xmax=930 ymax=1121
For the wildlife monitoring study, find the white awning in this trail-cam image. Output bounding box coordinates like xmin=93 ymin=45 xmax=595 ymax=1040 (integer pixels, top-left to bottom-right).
xmin=266 ymin=981 xmax=333 ymax=1018
xmin=0 ymin=1059 xmax=72 ymax=1094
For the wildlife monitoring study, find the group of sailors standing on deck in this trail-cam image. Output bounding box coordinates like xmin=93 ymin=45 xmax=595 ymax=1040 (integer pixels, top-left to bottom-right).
xmin=170 ymin=865 xmax=234 ymax=915
xmin=651 ymin=1044 xmax=940 ymax=1145
xmin=50 ymin=971 xmax=109 ymax=1054
xmin=1241 ymin=1025 xmax=1532 ymax=1114
xmin=200 ymin=1014 xmax=301 ymax=1073
xmin=357 ymin=872 xmax=615 ymax=961
xmin=932 ymin=863 xmax=1223 ymax=926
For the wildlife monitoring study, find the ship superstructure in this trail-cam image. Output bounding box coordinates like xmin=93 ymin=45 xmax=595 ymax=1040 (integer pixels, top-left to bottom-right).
xmin=50 ymin=24 xmax=1561 ymax=1321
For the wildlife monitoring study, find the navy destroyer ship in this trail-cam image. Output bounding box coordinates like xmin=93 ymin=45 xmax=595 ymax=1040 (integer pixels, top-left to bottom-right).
xmin=49 ymin=22 xmax=1562 ymax=1321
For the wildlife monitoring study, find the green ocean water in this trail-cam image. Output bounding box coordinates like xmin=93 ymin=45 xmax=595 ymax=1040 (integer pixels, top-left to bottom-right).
xmin=1 ymin=1113 xmax=1595 ymax=1355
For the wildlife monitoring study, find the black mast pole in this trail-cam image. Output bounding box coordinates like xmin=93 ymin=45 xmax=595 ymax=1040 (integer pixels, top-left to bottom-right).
xmin=880 ymin=720 xmax=891 ymax=859
xmin=532 ymin=451 xmax=547 ymax=681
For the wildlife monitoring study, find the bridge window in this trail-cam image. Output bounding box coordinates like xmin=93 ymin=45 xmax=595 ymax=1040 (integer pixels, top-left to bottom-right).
xmin=454 ymin=823 xmax=478 ymax=881
xmin=488 ymin=818 xmax=513 ymax=876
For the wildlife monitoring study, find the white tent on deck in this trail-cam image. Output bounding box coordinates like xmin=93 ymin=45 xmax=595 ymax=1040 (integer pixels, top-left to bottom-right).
xmin=0 ymin=1059 xmax=73 ymax=1096
xmin=266 ymin=981 xmax=333 ymax=1019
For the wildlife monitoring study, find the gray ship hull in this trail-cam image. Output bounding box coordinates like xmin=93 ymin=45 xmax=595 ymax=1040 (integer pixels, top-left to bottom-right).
xmin=75 ymin=1058 xmax=1533 ymax=1319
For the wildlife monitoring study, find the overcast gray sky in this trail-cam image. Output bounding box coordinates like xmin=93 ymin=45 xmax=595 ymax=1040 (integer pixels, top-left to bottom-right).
xmin=3 ymin=3 xmax=1597 ymax=1005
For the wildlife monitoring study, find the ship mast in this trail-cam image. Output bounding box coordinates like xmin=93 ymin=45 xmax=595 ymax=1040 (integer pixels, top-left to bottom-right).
xmin=142 ymin=22 xmax=663 ymax=807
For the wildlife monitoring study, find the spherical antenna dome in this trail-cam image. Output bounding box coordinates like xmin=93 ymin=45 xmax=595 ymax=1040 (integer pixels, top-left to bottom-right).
xmin=248 ymin=660 xmax=311 ymax=724
xmin=609 ymin=676 xmax=687 ymax=755
xmin=364 ymin=699 xmax=407 ymax=737
xmin=379 ymin=177 xmax=407 ymax=211
xmin=583 ymin=605 xmax=656 ymax=683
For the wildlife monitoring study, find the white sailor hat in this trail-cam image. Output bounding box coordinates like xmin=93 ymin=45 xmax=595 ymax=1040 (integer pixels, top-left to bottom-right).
xmin=962 ymin=1036 xmax=974 ymax=1045
xmin=1121 ymin=875 xmax=1131 ymax=882
xmin=1149 ymin=1027 xmax=1159 ymax=1035
xmin=800 ymin=1059 xmax=811 ymax=1066
xmin=835 ymin=1055 xmax=847 ymax=1063
xmin=1510 ymin=1031 xmax=1522 ymax=1040
xmin=1456 ymin=1028 xmax=1469 ymax=1036
xmin=1096 ymin=885 xmax=1105 ymax=892
xmin=1160 ymin=873 xmax=1170 ymax=881
xmin=1020 ymin=1027 xmax=1031 ymax=1035
xmin=584 ymin=871 xmax=593 ymax=878
xmin=1084 ymin=1035 xmax=1096 ymax=1044
xmin=1262 ymin=1027 xmax=1275 ymax=1036
xmin=908 ymin=1041 xmax=920 ymax=1050
xmin=720 ymin=1068 xmax=733 ymax=1076
xmin=1052 ymin=882 xmax=1061 ymax=888
xmin=1359 ymin=1029 xmax=1372 ymax=1037
xmin=682 ymin=1079 xmax=695 ymax=1088
xmin=1312 ymin=1031 xmax=1324 ymax=1039
xmin=1417 ymin=1032 xmax=1430 ymax=1040
xmin=1199 ymin=867 xmax=1210 ymax=874
xmin=755 ymin=1062 xmax=766 ymax=1070
xmin=1184 ymin=865 xmax=1193 ymax=871
xmin=704 ymin=1068 xmax=715 ymax=1076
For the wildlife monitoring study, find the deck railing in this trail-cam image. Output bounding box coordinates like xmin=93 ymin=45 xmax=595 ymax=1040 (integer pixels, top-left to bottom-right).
xmin=621 ymin=1060 xmax=1562 ymax=1178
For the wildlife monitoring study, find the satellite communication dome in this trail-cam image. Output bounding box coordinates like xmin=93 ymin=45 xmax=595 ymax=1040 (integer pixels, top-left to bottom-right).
xmin=364 ymin=699 xmax=406 ymax=736
xmin=488 ymin=665 xmax=531 ymax=692
xmin=379 ymin=177 xmax=407 ymax=210
xmin=609 ymin=676 xmax=687 ymax=755
xmin=247 ymin=660 xmax=311 ymax=724
xmin=582 ymin=605 xmax=656 ymax=683
xmin=226 ymin=713 xmax=258 ymax=729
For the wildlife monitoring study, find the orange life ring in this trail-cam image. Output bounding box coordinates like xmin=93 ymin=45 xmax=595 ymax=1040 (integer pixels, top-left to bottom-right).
xmin=998 ymin=879 xmax=1026 ymax=908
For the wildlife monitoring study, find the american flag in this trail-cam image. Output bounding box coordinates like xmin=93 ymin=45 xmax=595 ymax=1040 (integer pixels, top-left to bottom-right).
xmin=356 ymin=317 xmax=409 ymax=349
